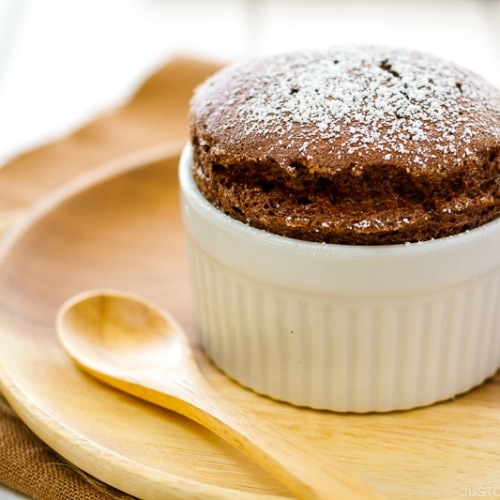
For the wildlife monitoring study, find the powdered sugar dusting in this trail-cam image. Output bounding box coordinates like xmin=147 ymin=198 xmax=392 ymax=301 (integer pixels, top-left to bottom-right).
xmin=191 ymin=46 xmax=500 ymax=173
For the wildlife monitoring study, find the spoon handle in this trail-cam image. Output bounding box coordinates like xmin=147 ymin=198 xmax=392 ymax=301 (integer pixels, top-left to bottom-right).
xmin=128 ymin=367 xmax=385 ymax=500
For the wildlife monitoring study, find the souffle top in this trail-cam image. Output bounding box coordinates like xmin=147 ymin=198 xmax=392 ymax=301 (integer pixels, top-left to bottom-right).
xmin=189 ymin=46 xmax=500 ymax=244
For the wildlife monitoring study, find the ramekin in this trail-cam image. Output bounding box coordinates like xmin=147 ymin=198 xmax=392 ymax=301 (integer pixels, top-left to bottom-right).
xmin=179 ymin=145 xmax=500 ymax=412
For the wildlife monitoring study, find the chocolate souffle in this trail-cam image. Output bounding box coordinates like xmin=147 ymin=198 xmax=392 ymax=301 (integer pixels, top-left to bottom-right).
xmin=189 ymin=47 xmax=500 ymax=245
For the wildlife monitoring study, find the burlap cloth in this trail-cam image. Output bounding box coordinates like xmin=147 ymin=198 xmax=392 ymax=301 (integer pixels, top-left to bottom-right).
xmin=0 ymin=56 xmax=222 ymax=500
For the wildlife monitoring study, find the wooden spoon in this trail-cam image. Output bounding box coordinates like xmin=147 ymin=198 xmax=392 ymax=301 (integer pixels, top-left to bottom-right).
xmin=56 ymin=289 xmax=385 ymax=500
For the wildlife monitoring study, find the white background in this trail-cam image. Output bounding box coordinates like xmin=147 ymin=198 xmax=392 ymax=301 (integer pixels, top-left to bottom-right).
xmin=1 ymin=0 xmax=500 ymax=168
xmin=0 ymin=0 xmax=500 ymax=497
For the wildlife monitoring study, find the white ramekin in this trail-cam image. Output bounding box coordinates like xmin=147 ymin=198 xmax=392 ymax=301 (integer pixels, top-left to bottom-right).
xmin=179 ymin=145 xmax=500 ymax=412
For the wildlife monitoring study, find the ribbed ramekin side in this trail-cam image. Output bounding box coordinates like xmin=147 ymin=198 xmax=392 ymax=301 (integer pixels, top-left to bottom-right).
xmin=187 ymin=239 xmax=500 ymax=412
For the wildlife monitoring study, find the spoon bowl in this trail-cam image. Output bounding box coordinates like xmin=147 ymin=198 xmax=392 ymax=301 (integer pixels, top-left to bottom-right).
xmin=58 ymin=291 xmax=191 ymax=373
xmin=57 ymin=289 xmax=385 ymax=500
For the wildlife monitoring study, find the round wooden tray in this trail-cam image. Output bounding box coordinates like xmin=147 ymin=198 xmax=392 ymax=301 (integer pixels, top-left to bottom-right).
xmin=0 ymin=149 xmax=499 ymax=500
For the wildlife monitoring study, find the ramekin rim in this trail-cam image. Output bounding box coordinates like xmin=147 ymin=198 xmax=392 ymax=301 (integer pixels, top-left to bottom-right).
xmin=179 ymin=143 xmax=500 ymax=258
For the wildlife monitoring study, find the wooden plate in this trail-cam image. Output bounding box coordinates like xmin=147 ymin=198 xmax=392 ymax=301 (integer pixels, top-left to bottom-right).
xmin=0 ymin=149 xmax=499 ymax=500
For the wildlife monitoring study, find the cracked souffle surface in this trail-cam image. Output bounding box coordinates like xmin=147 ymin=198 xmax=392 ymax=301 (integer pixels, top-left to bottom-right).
xmin=189 ymin=46 xmax=500 ymax=245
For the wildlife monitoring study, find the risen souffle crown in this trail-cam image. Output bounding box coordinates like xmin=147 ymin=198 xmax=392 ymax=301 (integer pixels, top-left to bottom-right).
xmin=190 ymin=46 xmax=500 ymax=244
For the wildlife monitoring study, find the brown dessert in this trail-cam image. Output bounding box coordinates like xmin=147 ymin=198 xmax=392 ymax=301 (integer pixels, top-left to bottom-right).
xmin=189 ymin=46 xmax=500 ymax=245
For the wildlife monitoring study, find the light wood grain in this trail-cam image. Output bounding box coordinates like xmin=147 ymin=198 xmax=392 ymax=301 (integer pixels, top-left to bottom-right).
xmin=57 ymin=291 xmax=385 ymax=500
xmin=0 ymin=150 xmax=498 ymax=499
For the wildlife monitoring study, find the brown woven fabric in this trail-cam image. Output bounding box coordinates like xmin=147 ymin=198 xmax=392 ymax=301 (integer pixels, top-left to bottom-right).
xmin=0 ymin=56 xmax=221 ymax=500
xmin=0 ymin=57 xmax=222 ymax=212
xmin=0 ymin=395 xmax=135 ymax=500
